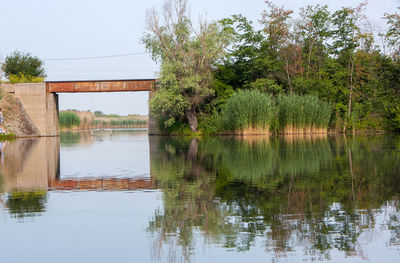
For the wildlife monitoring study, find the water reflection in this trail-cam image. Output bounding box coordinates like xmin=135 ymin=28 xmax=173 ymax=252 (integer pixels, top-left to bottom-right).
xmin=0 ymin=133 xmax=399 ymax=262
xmin=0 ymin=130 xmax=154 ymax=220
xmin=0 ymin=137 xmax=58 ymax=219
xmin=148 ymin=135 xmax=400 ymax=262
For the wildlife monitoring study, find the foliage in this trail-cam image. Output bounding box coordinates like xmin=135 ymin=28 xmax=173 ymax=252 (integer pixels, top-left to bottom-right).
xmin=385 ymin=105 xmax=400 ymax=132
xmin=209 ymin=1 xmax=400 ymax=133
xmin=59 ymin=112 xmax=81 ymax=128
xmin=8 ymin=73 xmax=44 ymax=83
xmin=109 ymin=119 xmax=147 ymax=127
xmin=143 ymin=0 xmax=231 ymax=132
xmin=383 ymin=7 xmax=400 ymax=59
xmin=2 ymin=51 xmax=46 ymax=80
xmin=94 ymin=111 xmax=104 ymax=117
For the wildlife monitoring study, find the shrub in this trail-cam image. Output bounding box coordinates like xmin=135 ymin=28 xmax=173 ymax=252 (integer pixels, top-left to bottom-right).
xmin=59 ymin=112 xmax=81 ymax=128
xmin=9 ymin=73 xmax=44 ymax=83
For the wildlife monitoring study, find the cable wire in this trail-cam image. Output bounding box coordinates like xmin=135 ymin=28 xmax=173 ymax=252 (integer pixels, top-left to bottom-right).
xmin=43 ymin=52 xmax=148 ymax=61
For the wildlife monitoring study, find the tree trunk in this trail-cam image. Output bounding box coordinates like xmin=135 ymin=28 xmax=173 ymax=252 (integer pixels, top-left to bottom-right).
xmin=186 ymin=106 xmax=198 ymax=132
xmin=284 ymin=53 xmax=293 ymax=94
xmin=346 ymin=57 xmax=354 ymax=133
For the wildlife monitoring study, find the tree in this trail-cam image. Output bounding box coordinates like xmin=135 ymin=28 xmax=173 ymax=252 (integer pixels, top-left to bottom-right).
xmin=383 ymin=7 xmax=400 ymax=59
xmin=331 ymin=2 xmax=367 ymax=132
xmin=261 ymin=1 xmax=296 ymax=93
xmin=143 ymin=0 xmax=230 ymax=132
xmin=2 ymin=51 xmax=46 ymax=80
xmin=297 ymin=5 xmax=331 ymax=80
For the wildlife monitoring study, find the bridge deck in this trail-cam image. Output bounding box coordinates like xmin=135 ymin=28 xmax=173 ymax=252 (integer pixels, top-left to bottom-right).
xmin=46 ymin=79 xmax=155 ymax=93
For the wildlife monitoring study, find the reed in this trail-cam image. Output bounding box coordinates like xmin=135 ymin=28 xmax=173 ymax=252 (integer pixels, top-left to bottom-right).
xmin=59 ymin=112 xmax=81 ymax=128
xmin=221 ymin=90 xmax=275 ymax=134
xmin=202 ymin=91 xmax=331 ymax=134
xmin=276 ymin=94 xmax=331 ymax=134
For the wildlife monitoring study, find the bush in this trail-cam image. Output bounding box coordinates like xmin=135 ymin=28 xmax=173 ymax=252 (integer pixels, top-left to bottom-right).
xmin=59 ymin=112 xmax=81 ymax=128
xmin=2 ymin=51 xmax=46 ymax=80
xmin=8 ymin=73 xmax=44 ymax=83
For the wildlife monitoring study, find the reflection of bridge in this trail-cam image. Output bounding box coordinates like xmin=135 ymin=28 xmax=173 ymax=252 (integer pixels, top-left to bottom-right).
xmin=0 ymin=137 xmax=158 ymax=193
xmin=48 ymin=178 xmax=156 ymax=191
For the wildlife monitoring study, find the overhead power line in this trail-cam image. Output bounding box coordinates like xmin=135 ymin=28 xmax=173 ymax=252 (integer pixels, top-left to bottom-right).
xmin=42 ymin=52 xmax=148 ymax=61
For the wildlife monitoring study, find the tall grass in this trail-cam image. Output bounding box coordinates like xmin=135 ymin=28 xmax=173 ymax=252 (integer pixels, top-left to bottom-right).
xmin=202 ymin=90 xmax=331 ymax=134
xmin=59 ymin=112 xmax=81 ymax=128
xmin=221 ymin=90 xmax=275 ymax=134
xmin=277 ymin=94 xmax=331 ymax=134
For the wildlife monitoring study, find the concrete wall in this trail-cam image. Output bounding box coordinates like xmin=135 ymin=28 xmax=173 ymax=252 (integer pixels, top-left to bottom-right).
xmin=0 ymin=83 xmax=59 ymax=136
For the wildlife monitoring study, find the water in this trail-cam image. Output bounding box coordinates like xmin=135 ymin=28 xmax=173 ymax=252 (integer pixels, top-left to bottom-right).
xmin=0 ymin=131 xmax=399 ymax=262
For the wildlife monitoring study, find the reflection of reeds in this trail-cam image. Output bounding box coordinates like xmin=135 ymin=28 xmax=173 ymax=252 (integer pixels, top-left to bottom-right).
xmin=149 ymin=135 xmax=400 ymax=260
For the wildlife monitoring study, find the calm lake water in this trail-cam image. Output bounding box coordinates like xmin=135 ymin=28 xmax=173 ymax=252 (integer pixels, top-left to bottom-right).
xmin=0 ymin=130 xmax=399 ymax=262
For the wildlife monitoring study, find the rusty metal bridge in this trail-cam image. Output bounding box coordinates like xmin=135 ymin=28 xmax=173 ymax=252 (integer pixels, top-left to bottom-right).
xmin=46 ymin=79 xmax=156 ymax=93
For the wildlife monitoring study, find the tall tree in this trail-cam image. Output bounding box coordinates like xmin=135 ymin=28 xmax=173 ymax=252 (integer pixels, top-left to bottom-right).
xmin=261 ymin=1 xmax=296 ymax=93
xmin=297 ymin=5 xmax=331 ymax=79
xmin=143 ymin=0 xmax=230 ymax=132
xmin=383 ymin=7 xmax=400 ymax=59
xmin=331 ymin=2 xmax=367 ymax=132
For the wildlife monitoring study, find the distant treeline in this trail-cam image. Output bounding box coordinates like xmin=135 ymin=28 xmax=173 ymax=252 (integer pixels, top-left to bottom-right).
xmin=59 ymin=111 xmax=147 ymax=129
xmin=94 ymin=119 xmax=147 ymax=128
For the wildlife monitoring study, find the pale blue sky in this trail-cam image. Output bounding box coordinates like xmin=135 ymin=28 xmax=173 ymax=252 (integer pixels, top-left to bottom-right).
xmin=0 ymin=0 xmax=398 ymax=115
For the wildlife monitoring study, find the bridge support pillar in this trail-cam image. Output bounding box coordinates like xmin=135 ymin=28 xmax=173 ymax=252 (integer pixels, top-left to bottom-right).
xmin=12 ymin=83 xmax=59 ymax=136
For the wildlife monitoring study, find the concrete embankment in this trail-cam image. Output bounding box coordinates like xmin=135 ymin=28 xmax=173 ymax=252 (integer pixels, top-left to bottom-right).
xmin=0 ymin=92 xmax=41 ymax=137
xmin=0 ymin=83 xmax=59 ymax=137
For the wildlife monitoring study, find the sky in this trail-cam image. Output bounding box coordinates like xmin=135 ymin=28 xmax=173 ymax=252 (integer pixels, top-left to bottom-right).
xmin=0 ymin=0 xmax=398 ymax=115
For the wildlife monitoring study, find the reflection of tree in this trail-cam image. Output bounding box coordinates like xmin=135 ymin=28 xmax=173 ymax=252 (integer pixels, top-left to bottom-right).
xmin=5 ymin=191 xmax=47 ymax=219
xmin=149 ymin=135 xmax=400 ymax=262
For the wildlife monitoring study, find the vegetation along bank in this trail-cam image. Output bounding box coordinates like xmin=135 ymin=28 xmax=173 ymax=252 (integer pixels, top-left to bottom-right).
xmin=145 ymin=0 xmax=400 ymax=135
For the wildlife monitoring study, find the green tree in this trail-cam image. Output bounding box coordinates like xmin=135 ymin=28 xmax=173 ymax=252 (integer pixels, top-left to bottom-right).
xmin=383 ymin=7 xmax=400 ymax=59
xmin=2 ymin=51 xmax=46 ymax=81
xmin=261 ymin=1 xmax=296 ymax=93
xmin=297 ymin=5 xmax=331 ymax=80
xmin=331 ymin=2 xmax=367 ymax=132
xmin=143 ymin=0 xmax=231 ymax=132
